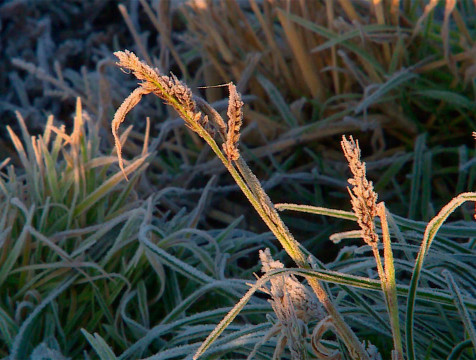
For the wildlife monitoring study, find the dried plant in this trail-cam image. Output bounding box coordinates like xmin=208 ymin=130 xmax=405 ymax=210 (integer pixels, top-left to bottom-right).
xmin=341 ymin=135 xmax=379 ymax=249
xmin=223 ymin=83 xmax=243 ymax=162
xmin=112 ymin=50 xmax=208 ymax=178
xmin=252 ymin=248 xmax=325 ymax=359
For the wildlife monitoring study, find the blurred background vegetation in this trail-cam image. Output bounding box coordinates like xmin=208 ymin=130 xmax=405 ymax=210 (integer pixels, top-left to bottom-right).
xmin=0 ymin=0 xmax=475 ymax=359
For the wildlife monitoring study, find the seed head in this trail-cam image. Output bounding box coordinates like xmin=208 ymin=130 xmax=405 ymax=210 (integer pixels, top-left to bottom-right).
xmin=341 ymin=136 xmax=379 ymax=247
xmin=222 ymin=83 xmax=243 ymax=162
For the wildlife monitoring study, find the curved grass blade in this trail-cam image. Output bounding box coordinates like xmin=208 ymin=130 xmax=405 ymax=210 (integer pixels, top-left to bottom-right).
xmin=355 ymin=70 xmax=417 ymax=114
xmin=409 ymin=134 xmax=426 ymax=219
xmin=447 ymin=339 xmax=474 ymax=360
xmin=81 ymin=329 xmax=118 ymax=360
xmin=256 ymin=74 xmax=298 ymax=127
xmin=405 ymin=192 xmax=476 ymax=360
xmin=10 ymin=275 xmax=77 ymax=359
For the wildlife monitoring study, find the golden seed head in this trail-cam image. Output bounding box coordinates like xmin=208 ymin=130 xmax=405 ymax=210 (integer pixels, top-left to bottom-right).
xmin=114 ymin=50 xmax=199 ymax=122
xmin=341 ymin=135 xmax=379 ymax=247
xmin=223 ymin=83 xmax=243 ymax=162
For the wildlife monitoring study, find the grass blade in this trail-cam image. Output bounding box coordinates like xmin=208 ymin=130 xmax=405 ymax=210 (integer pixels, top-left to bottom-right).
xmin=405 ymin=192 xmax=476 ymax=360
xmin=81 ymin=329 xmax=118 ymax=360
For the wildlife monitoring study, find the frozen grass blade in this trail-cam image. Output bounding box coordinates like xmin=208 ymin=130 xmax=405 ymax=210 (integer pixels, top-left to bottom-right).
xmin=256 ymin=74 xmax=298 ymax=128
xmin=442 ymin=270 xmax=476 ymax=351
xmin=139 ymin=226 xmax=214 ymax=285
xmin=409 ymin=134 xmax=426 ymax=219
xmin=73 ymin=155 xmax=148 ymax=217
xmin=275 ymin=203 xmax=357 ymax=221
xmin=10 ymin=276 xmax=77 ymax=359
xmin=405 ymin=192 xmax=476 ymax=360
xmin=81 ymin=329 xmax=118 ymax=360
xmin=193 ymin=269 xmax=288 ymax=360
xmin=0 ymin=199 xmax=34 ymax=287
xmin=355 ymin=70 xmax=417 ymax=114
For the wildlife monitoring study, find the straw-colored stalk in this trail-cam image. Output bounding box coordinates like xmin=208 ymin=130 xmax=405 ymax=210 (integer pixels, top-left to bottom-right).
xmin=341 ymin=135 xmax=403 ymax=360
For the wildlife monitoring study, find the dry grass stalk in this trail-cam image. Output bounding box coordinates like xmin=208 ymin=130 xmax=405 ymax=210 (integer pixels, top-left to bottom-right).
xmin=114 ymin=50 xmax=197 ymax=114
xmin=118 ymin=4 xmax=152 ymax=65
xmin=341 ymin=135 xmax=379 ymax=248
xmin=442 ymin=0 xmax=458 ymax=75
xmin=412 ymin=0 xmax=440 ymax=39
xmin=223 ymin=83 xmax=243 ymax=162
xmin=276 ymin=8 xmax=324 ymax=101
xmin=112 ymin=87 xmax=151 ymax=178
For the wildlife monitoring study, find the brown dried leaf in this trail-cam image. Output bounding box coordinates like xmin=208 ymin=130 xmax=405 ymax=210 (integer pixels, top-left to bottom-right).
xmin=112 ymin=86 xmax=151 ymax=180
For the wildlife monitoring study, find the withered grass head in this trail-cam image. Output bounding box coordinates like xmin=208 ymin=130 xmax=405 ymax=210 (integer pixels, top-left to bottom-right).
xmin=112 ymin=50 xmax=204 ymax=179
xmin=259 ymin=248 xmax=324 ymax=324
xmin=341 ymin=135 xmax=379 ymax=247
xmin=223 ymin=83 xmax=243 ymax=162
xmin=114 ymin=50 xmax=198 ymax=116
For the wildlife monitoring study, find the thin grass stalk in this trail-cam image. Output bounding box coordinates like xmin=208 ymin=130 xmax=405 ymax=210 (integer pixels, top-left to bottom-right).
xmin=390 ymin=0 xmax=400 ymax=25
xmin=377 ymin=202 xmax=403 ymax=360
xmin=248 ymin=0 xmax=294 ymax=88
xmin=442 ymin=270 xmax=476 ymax=351
xmin=118 ymin=4 xmax=152 ymax=65
xmin=276 ymin=9 xmax=325 ymax=101
xmin=341 ymin=135 xmax=396 ymax=359
xmin=137 ymin=0 xmax=189 ymax=78
xmin=325 ymin=0 xmax=341 ymax=95
xmin=372 ymin=0 xmax=391 ymax=64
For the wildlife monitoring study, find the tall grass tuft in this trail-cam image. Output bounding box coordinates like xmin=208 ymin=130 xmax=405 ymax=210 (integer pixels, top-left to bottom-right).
xmin=0 ymin=97 xmax=278 ymax=359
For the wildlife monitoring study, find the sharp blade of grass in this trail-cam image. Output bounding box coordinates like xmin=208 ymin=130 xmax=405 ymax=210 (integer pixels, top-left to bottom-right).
xmin=409 ymin=133 xmax=427 ymax=219
xmin=10 ymin=275 xmax=78 ymax=359
xmin=413 ymin=89 xmax=476 ymax=111
xmin=81 ymin=329 xmax=118 ymax=360
xmin=405 ymin=192 xmax=476 ymax=360
xmin=355 ymin=70 xmax=417 ymax=114
xmin=443 ymin=270 xmax=476 ymax=351
xmin=256 ymin=74 xmax=298 ymax=127
xmin=73 ymin=155 xmax=148 ymax=217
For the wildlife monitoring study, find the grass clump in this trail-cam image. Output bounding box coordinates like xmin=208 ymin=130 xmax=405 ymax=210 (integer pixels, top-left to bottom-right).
xmin=0 ymin=99 xmax=150 ymax=357
xmin=0 ymin=98 xmax=276 ymax=358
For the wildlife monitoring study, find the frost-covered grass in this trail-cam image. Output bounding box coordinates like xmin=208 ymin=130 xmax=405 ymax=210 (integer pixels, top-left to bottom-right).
xmin=1 ymin=1 xmax=475 ymax=359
